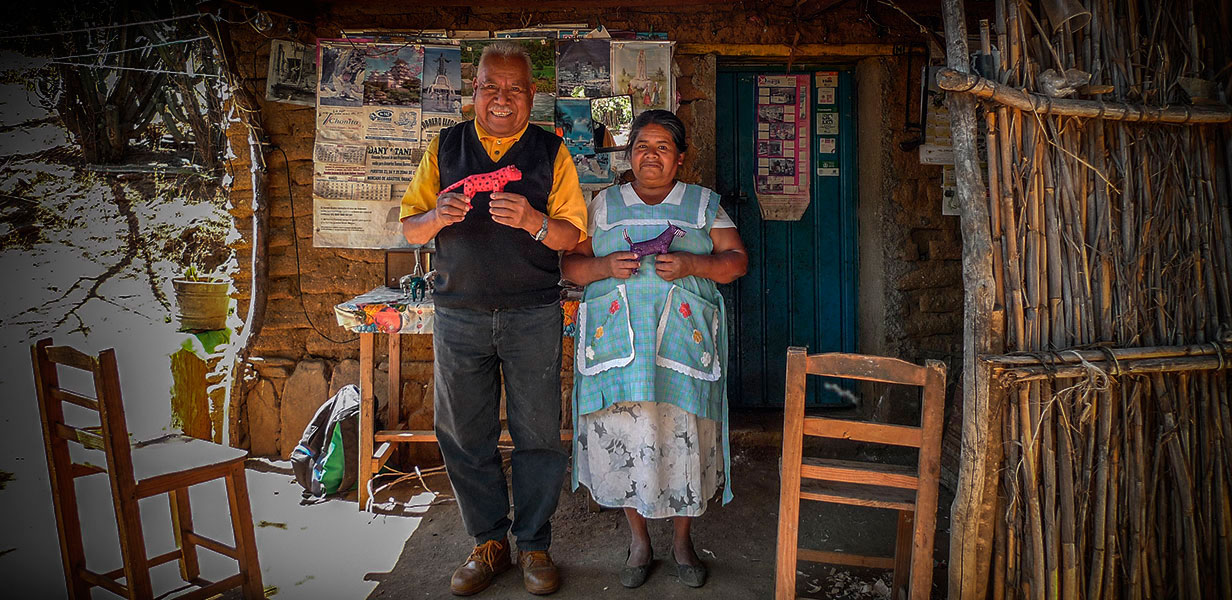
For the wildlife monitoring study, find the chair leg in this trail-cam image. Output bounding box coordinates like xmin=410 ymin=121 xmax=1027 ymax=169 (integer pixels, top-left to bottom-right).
xmin=41 ymin=443 xmax=92 ymax=598
xmin=225 ymin=462 xmax=264 ymax=599
xmin=893 ymin=510 xmax=915 ymax=600
xmin=112 ymin=489 xmax=154 ymax=599
xmin=169 ymin=487 xmax=200 ymax=581
xmin=909 ymin=495 xmax=940 ymax=600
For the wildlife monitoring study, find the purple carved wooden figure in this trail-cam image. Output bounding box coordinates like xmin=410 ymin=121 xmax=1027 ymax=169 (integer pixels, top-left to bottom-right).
xmin=623 ymin=225 xmax=686 ymax=274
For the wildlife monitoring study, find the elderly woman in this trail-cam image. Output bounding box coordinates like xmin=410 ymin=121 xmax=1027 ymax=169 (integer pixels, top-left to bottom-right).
xmin=561 ymin=110 xmax=748 ymax=589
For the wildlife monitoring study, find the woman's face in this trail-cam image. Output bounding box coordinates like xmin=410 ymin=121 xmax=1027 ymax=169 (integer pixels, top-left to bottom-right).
xmin=630 ymin=123 xmax=684 ymax=188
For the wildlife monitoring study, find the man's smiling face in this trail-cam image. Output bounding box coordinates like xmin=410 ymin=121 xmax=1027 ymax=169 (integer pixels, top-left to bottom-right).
xmin=473 ymin=55 xmax=534 ymax=138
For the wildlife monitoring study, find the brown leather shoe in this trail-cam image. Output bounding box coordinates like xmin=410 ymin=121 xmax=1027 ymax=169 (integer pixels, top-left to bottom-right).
xmin=519 ymin=550 xmax=561 ymax=595
xmin=450 ymin=539 xmax=512 ymax=596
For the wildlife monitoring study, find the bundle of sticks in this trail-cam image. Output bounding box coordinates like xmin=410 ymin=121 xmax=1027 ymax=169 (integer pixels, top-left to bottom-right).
xmin=957 ymin=0 xmax=1232 ymax=598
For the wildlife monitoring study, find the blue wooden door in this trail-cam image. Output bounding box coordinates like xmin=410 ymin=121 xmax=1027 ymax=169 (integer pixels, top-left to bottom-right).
xmin=716 ymin=67 xmax=858 ymax=408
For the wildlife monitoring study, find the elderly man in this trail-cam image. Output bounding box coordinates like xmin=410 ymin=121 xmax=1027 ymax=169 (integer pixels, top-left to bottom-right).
xmin=400 ymin=42 xmax=586 ymax=596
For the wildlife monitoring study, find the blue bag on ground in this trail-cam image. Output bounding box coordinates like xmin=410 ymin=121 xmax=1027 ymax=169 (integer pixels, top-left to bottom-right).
xmin=290 ymin=384 xmax=360 ymax=499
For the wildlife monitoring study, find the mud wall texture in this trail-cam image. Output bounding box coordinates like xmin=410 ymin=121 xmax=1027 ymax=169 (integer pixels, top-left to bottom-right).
xmin=222 ymin=1 xmax=958 ymax=456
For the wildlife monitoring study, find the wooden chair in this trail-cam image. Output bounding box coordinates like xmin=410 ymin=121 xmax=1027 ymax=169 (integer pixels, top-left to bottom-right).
xmin=775 ymin=348 xmax=946 ymax=600
xmin=31 ymin=339 xmax=263 ymax=600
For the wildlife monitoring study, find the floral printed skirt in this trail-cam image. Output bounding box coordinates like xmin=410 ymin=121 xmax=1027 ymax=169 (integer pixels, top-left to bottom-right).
xmin=575 ymin=401 xmax=725 ymax=519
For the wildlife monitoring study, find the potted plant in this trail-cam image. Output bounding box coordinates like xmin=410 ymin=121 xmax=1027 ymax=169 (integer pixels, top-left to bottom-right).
xmin=172 ymin=263 xmax=230 ymax=332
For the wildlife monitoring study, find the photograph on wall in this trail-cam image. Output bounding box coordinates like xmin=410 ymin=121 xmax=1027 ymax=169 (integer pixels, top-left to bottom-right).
xmin=611 ymin=41 xmax=673 ymax=113
xmin=420 ymin=112 xmax=464 ymax=145
xmin=573 ymin=152 xmax=613 ymax=185
xmin=460 ymin=39 xmax=557 ymax=123
xmin=361 ymin=45 xmax=424 ymax=107
xmin=757 ymin=140 xmax=782 ymax=156
xmin=313 ymin=197 xmax=405 ymax=249
xmin=555 ymin=98 xmax=595 ymax=156
xmin=364 ymin=106 xmax=420 ymax=145
xmin=556 ymin=39 xmax=611 ymax=98
xmin=421 ymin=46 xmax=462 ymax=114
xmin=318 ymin=43 xmax=368 ymax=107
xmin=316 ymin=106 xmax=367 ymax=143
xmin=757 ymin=104 xmax=794 ymax=123
xmin=266 ymin=40 xmax=317 ymax=105
xmin=590 ymin=95 xmax=634 ymax=149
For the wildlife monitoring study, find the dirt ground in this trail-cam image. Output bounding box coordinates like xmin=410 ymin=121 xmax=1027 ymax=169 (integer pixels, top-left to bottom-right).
xmin=359 ymin=445 xmax=949 ymax=600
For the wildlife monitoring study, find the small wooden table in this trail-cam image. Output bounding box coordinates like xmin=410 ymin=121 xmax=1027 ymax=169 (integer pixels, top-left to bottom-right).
xmin=336 ymin=287 xmax=579 ymax=511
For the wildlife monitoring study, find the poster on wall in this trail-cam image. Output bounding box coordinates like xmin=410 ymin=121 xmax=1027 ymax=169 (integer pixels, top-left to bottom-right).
xmin=754 ymin=74 xmax=811 ymax=220
xmin=556 ymin=39 xmax=611 ymax=98
xmin=555 ymin=98 xmax=595 ymax=155
xmin=266 ymin=40 xmax=317 ymax=105
xmin=313 ymin=197 xmax=406 ymax=249
xmin=610 ymin=41 xmax=674 ymax=114
xmin=317 ymin=44 xmax=368 ymax=107
xmin=574 ymin=152 xmax=613 ymax=185
xmin=361 ymin=45 xmax=424 ymax=107
xmin=421 ymin=46 xmax=462 ymax=114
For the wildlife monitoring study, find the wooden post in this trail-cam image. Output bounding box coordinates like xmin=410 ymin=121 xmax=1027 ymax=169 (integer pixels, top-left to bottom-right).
xmin=358 ymin=332 xmax=375 ymax=511
xmin=941 ymin=0 xmax=1000 ymax=598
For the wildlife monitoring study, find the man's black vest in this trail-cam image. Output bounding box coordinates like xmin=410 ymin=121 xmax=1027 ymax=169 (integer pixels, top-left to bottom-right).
xmin=434 ymin=121 xmax=563 ymax=310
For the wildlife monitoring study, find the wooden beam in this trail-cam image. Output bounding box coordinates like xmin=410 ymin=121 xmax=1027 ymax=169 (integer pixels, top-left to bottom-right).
xmin=677 ymin=43 xmax=910 ymax=58
xmin=937 ymin=68 xmax=1232 ymax=124
xmin=941 ymin=2 xmax=999 ymax=600
xmin=801 ymin=457 xmax=920 ymax=489
xmin=994 ymin=354 xmax=1230 ymax=384
xmin=803 ymin=418 xmax=923 ymax=447
xmin=798 ymin=548 xmax=896 ymax=570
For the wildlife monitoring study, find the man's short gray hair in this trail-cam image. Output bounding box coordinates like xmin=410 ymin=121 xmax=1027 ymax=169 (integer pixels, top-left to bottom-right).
xmin=478 ymin=41 xmax=533 ymax=78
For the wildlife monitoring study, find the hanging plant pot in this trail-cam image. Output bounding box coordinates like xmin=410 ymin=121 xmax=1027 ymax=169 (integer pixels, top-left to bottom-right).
xmin=172 ymin=279 xmax=230 ymax=332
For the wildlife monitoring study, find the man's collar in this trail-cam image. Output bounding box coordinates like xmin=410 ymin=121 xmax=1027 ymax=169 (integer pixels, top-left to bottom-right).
xmin=474 ymin=120 xmax=529 ymax=142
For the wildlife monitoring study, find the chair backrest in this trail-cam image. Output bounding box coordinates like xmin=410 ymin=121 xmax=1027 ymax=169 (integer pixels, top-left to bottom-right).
xmin=784 ymin=347 xmax=946 ymax=449
xmin=31 ymin=338 xmax=136 ymax=488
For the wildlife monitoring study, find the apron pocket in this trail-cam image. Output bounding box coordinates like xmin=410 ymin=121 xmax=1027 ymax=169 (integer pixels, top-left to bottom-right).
xmin=576 ymin=285 xmax=635 ymax=375
xmin=654 ymin=285 xmax=721 ymax=381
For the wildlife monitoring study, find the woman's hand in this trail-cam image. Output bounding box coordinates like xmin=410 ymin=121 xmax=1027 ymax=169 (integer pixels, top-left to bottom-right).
xmin=605 ymin=251 xmax=641 ymax=279
xmin=654 ymin=252 xmax=697 ymax=281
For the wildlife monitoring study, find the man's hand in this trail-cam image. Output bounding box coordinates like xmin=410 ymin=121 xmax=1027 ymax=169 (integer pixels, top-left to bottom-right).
xmin=604 ymin=252 xmax=640 ymax=279
xmin=433 ymin=192 xmax=471 ymax=228
xmin=654 ymin=252 xmax=697 ymax=281
xmin=489 ymin=191 xmax=538 ymax=231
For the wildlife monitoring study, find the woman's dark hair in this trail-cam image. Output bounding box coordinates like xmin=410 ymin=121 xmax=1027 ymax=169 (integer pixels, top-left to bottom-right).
xmin=627 ymin=109 xmax=688 ymax=155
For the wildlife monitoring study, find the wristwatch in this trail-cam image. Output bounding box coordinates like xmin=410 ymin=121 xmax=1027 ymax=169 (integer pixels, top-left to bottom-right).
xmin=532 ymin=215 xmax=549 ymax=241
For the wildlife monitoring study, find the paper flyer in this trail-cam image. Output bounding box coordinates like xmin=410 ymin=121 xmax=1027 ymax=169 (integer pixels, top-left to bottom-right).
xmin=754 ymin=74 xmax=811 ymax=220
xmin=313 ymin=197 xmax=405 ymax=249
xmin=364 ymin=106 xmax=421 ymax=145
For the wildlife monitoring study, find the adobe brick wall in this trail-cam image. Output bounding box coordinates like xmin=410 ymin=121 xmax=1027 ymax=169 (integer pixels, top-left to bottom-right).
xmin=221 ymin=3 xmax=959 ymax=456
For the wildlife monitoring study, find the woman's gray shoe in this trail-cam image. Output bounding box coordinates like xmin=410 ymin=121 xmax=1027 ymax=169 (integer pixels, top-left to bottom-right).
xmin=620 ymin=548 xmax=653 ymax=588
xmin=672 ymin=555 xmax=707 ymax=588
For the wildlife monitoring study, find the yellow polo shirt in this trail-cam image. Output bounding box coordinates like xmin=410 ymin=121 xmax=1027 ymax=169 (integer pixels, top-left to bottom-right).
xmin=399 ymin=121 xmax=588 ymax=242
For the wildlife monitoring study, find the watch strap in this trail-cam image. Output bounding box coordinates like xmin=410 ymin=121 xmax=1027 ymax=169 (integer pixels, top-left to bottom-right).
xmin=532 ymin=215 xmax=549 ymax=241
